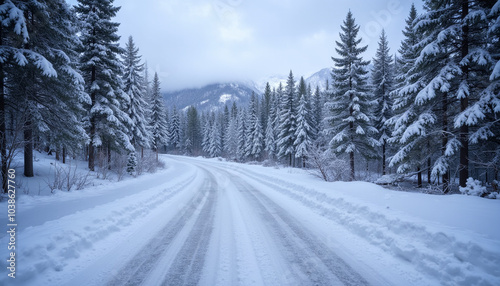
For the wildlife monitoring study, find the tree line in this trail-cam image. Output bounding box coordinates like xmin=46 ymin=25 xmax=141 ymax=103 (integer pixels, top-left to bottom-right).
xmin=183 ymin=2 xmax=499 ymax=193
xmin=0 ymin=0 xmax=498 ymax=194
xmin=0 ymin=0 xmax=170 ymax=193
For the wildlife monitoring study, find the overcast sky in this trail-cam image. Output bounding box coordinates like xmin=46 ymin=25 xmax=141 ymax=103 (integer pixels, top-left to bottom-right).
xmin=69 ymin=0 xmax=424 ymax=91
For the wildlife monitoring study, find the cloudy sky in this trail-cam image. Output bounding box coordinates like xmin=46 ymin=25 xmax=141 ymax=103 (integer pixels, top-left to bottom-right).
xmin=69 ymin=0 xmax=424 ymax=91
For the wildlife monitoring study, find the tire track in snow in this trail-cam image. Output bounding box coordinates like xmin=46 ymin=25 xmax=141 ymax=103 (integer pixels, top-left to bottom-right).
xmin=159 ymin=167 xmax=217 ymax=285
xmin=219 ymin=161 xmax=500 ymax=286
xmin=220 ymin=167 xmax=369 ymax=286
xmin=107 ymin=169 xmax=216 ymax=286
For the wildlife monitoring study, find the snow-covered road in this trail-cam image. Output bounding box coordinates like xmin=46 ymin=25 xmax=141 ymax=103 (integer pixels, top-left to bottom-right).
xmin=2 ymin=155 xmax=499 ymax=285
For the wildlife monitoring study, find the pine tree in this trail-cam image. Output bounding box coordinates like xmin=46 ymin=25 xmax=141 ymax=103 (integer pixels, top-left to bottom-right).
xmin=148 ymin=72 xmax=168 ymax=161
xmin=395 ymin=0 xmax=497 ymax=191
xmin=77 ymin=0 xmax=133 ymax=171
xmin=169 ymin=106 xmax=181 ymax=149
xmin=9 ymin=1 xmax=89 ymax=177
xmin=265 ymin=89 xmax=278 ymax=159
xmin=244 ymin=93 xmax=263 ymax=159
xmin=261 ymin=82 xmax=272 ymax=137
xmin=185 ymin=106 xmax=201 ymax=154
xmin=201 ymin=114 xmax=211 ymax=155
xmin=313 ymin=85 xmax=324 ymax=140
xmin=208 ymin=115 xmax=222 ymax=157
xmin=326 ymin=11 xmax=379 ymax=181
xmin=294 ymin=85 xmax=314 ymax=168
xmin=277 ymin=70 xmax=298 ymax=166
xmin=387 ymin=4 xmax=435 ymax=188
xmin=224 ymin=111 xmax=238 ymax=159
xmin=122 ymin=36 xmax=150 ymax=154
xmin=127 ymin=150 xmax=137 ymax=175
xmin=467 ymin=2 xmax=499 ymax=177
xmin=371 ymin=30 xmax=394 ymax=175
xmin=0 ymin=0 xmax=31 ymax=191
xmin=236 ymin=108 xmax=247 ymax=161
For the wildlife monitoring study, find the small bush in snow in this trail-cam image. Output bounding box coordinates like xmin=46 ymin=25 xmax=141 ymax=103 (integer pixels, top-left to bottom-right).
xmin=487 ymin=192 xmax=500 ymax=199
xmin=459 ymin=177 xmax=487 ymax=197
xmin=375 ymin=174 xmax=403 ymax=185
xmin=46 ymin=162 xmax=92 ymax=193
xmin=307 ymin=144 xmax=350 ymax=182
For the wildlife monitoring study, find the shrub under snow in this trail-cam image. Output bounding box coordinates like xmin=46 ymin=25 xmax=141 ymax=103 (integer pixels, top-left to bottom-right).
xmin=459 ymin=177 xmax=487 ymax=197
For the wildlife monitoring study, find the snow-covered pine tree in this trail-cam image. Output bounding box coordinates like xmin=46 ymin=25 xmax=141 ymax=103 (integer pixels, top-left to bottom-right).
xmin=201 ymin=113 xmax=211 ymax=155
xmin=185 ymin=106 xmax=201 ymax=154
xmin=10 ymin=0 xmax=89 ymax=177
xmin=313 ymin=85 xmax=324 ymax=140
xmin=236 ymin=108 xmax=247 ymax=161
xmin=77 ymin=0 xmax=133 ymax=171
xmin=401 ymin=0 xmax=496 ymax=191
xmin=294 ymin=79 xmax=314 ymax=168
xmin=148 ymin=72 xmax=168 ymax=161
xmin=0 ymin=0 xmax=30 ymax=191
xmin=277 ymin=70 xmax=298 ymax=166
xmin=245 ymin=92 xmax=263 ymax=159
xmin=127 ymin=150 xmax=137 ymax=175
xmin=208 ymin=115 xmax=222 ymax=157
xmin=251 ymin=115 xmax=264 ymax=160
xmin=224 ymin=109 xmax=238 ymax=159
xmin=325 ymin=11 xmax=379 ymax=181
xmin=122 ymin=36 xmax=150 ymax=159
xmin=169 ymin=106 xmax=181 ymax=150
xmin=467 ymin=2 xmax=499 ymax=177
xmin=306 ymin=83 xmax=318 ymax=140
xmin=371 ymin=30 xmax=394 ymax=175
xmin=446 ymin=0 xmax=500 ymax=187
xmin=387 ymin=4 xmax=435 ymax=188
xmin=265 ymin=88 xmax=278 ymax=160
xmin=261 ymin=82 xmax=272 ymax=139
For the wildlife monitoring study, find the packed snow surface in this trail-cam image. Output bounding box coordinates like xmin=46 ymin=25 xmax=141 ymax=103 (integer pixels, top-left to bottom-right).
xmin=1 ymin=155 xmax=499 ymax=285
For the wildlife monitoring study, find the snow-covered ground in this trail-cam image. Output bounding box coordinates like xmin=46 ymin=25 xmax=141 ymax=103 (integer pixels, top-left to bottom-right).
xmin=1 ymin=154 xmax=499 ymax=285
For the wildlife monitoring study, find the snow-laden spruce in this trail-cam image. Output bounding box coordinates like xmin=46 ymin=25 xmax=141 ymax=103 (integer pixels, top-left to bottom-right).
xmin=278 ymin=71 xmax=298 ymax=166
xmin=148 ymin=73 xmax=168 ymax=160
xmin=122 ymin=36 xmax=151 ymax=152
xmin=325 ymin=11 xmax=379 ymax=181
xmin=371 ymin=30 xmax=394 ymax=175
xmin=77 ymin=0 xmax=133 ymax=171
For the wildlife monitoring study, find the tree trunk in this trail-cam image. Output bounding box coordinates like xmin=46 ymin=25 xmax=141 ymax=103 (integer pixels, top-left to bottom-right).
xmin=417 ymin=166 xmax=422 ymax=188
xmin=88 ymin=64 xmax=96 ymax=171
xmin=107 ymin=142 xmax=111 ymax=170
xmin=55 ymin=145 xmax=60 ymax=161
xmin=382 ymin=141 xmax=386 ymax=175
xmin=442 ymin=93 xmax=449 ymax=193
xmin=427 ymin=140 xmax=431 ymax=184
xmin=62 ymin=146 xmax=66 ymax=164
xmin=350 ymin=152 xmax=355 ymax=181
xmin=24 ymin=116 xmax=34 ymax=177
xmin=427 ymin=157 xmax=431 ymax=184
xmin=459 ymin=0 xmax=469 ymax=188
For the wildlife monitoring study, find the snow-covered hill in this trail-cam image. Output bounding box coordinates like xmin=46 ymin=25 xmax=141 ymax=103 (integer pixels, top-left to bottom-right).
xmin=252 ymin=68 xmax=332 ymax=93
xmin=163 ymin=82 xmax=259 ymax=112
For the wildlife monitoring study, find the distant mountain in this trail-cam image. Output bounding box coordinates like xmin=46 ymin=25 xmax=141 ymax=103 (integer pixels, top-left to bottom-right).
xmin=163 ymin=82 xmax=259 ymax=112
xmin=305 ymin=68 xmax=331 ymax=91
xmin=252 ymin=68 xmax=333 ymax=93
xmin=163 ymin=66 xmax=374 ymax=112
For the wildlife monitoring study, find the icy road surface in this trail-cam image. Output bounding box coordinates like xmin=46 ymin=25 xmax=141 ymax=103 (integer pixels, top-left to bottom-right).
xmin=2 ymin=155 xmax=499 ymax=285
